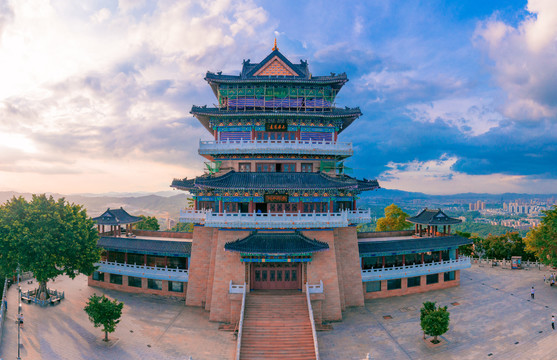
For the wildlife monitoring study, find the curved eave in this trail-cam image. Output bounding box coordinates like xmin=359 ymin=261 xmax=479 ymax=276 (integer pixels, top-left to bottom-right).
xmin=224 ymin=232 xmax=330 ymax=255
xmin=406 ymin=219 xmax=463 ymax=225
xmin=191 ymin=107 xmax=362 ymax=134
xmin=205 ymin=73 xmax=348 ymax=85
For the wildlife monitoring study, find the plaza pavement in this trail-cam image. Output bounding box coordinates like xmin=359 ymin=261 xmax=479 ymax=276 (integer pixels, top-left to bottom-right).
xmin=0 ymin=274 xmax=235 ymax=360
xmin=1 ymin=265 xmax=557 ymax=359
xmin=319 ymin=264 xmax=557 ymax=360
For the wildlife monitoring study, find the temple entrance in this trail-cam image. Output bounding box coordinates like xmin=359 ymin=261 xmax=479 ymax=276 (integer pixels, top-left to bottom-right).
xmin=255 ymin=203 xmax=267 ymax=213
xmin=251 ymin=263 xmax=301 ymax=290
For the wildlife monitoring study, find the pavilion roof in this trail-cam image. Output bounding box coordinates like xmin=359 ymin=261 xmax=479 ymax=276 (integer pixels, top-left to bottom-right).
xmin=171 ymin=171 xmax=379 ymax=192
xmin=92 ymin=208 xmax=142 ymax=226
xmin=224 ymin=231 xmax=329 ymax=255
xmin=406 ymin=208 xmax=462 ymax=226
xmin=97 ymin=236 xmax=191 ymax=257
xmin=358 ymin=235 xmax=471 ymax=257
xmin=190 ymin=106 xmax=361 ymax=134
xmin=204 ymin=48 xmax=348 ymax=86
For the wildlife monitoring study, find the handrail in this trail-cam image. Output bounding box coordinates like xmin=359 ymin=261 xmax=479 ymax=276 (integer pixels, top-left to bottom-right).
xmin=98 ymin=260 xmax=188 ymax=274
xmin=361 ymin=256 xmax=470 ymax=275
xmin=199 ymin=139 xmax=353 ymax=156
xmin=305 ymin=282 xmax=320 ymax=360
xmin=180 ymin=209 xmax=371 ymax=228
xmin=235 ymin=282 xmax=247 ymax=360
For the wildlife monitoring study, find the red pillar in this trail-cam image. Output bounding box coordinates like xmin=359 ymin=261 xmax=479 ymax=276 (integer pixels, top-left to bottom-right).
xmin=382 ymin=256 xmax=385 ymax=267
xmin=124 ymin=253 xmax=128 ymax=264
xmin=214 ymin=130 xmax=218 ymax=140
xmin=329 ymin=200 xmax=333 ymax=212
xmin=219 ymin=199 xmax=223 ymax=213
xmin=164 ymin=256 xmax=168 ymax=267
xmin=193 ymin=198 xmax=197 ymax=210
xmin=402 ymin=254 xmax=405 ymax=266
xmin=352 ymin=199 xmax=356 ymax=210
xmin=249 ymin=200 xmax=254 ymax=213
xmin=144 ymin=254 xmax=147 ymax=266
xmin=421 ymin=253 xmax=424 ymax=264
xmin=334 ymin=131 xmax=338 ymax=142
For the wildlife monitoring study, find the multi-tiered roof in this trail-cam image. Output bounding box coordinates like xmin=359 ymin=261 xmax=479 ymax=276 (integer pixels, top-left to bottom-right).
xmin=172 ymin=42 xmax=378 ymax=229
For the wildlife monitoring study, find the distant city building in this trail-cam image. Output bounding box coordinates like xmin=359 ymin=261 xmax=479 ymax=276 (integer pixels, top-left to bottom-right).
xmin=469 ymin=200 xmax=485 ymax=211
xmin=503 ymin=201 xmax=548 ymax=214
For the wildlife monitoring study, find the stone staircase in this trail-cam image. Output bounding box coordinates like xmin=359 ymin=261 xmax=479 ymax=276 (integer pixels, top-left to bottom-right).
xmin=239 ymin=290 xmax=317 ymax=360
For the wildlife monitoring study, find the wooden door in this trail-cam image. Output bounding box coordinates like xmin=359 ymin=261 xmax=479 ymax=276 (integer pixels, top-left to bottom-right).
xmin=251 ymin=263 xmax=301 ymax=290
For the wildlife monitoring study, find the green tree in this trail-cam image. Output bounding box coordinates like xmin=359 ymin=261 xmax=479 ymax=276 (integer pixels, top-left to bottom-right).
xmin=0 ymin=195 xmax=100 ymax=300
xmin=375 ymin=204 xmax=412 ymax=232
xmin=419 ymin=301 xmax=436 ymax=339
xmin=420 ymin=302 xmax=450 ymax=344
xmin=525 ymin=206 xmax=557 ymax=266
xmin=170 ymin=222 xmax=194 ymax=232
xmin=482 ymin=232 xmax=536 ymax=261
xmin=84 ymin=294 xmax=124 ymax=342
xmin=135 ymin=215 xmax=160 ymax=231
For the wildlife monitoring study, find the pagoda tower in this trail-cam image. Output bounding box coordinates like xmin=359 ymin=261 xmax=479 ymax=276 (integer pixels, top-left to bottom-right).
xmin=172 ymin=42 xmax=379 ymax=323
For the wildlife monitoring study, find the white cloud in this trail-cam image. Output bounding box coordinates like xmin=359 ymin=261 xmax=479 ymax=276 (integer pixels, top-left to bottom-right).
xmin=0 ymin=0 xmax=271 ymax=193
xmin=90 ymin=8 xmax=111 ymax=23
xmin=379 ymin=156 xmax=557 ymax=194
xmin=406 ymin=97 xmax=504 ymax=136
xmin=475 ymin=0 xmax=557 ymax=120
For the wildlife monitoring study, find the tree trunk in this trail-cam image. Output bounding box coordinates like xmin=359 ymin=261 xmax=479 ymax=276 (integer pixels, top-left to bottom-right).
xmin=104 ymin=330 xmax=108 ymax=342
xmin=433 ymin=335 xmax=438 ymax=343
xmin=37 ymin=281 xmax=49 ymax=300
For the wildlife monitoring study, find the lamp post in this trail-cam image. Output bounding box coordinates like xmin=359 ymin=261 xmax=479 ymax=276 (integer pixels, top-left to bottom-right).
xmin=17 ymin=265 xmax=21 ymax=360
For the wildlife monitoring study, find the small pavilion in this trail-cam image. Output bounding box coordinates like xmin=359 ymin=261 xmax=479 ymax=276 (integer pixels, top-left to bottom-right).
xmin=406 ymin=208 xmax=462 ymax=237
xmin=92 ymin=207 xmax=142 ymax=237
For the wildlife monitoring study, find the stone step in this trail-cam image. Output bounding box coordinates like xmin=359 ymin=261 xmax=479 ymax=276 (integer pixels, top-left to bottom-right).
xmin=239 ymin=292 xmax=317 ymax=360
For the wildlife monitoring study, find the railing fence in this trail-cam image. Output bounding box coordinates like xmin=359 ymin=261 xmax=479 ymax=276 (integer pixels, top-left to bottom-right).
xmin=305 ymin=282 xmax=320 ymax=360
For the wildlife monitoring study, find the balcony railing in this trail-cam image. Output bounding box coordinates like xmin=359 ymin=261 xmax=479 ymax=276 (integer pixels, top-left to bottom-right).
xmin=199 ymin=139 xmax=353 ymax=157
xmin=180 ymin=209 xmax=371 ymax=229
xmin=361 ymin=256 xmax=471 ymax=282
xmin=95 ymin=260 xmax=189 ymax=282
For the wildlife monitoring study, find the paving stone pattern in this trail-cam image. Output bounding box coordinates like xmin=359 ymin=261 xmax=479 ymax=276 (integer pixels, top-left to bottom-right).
xmin=319 ymin=265 xmax=557 ymax=360
xmin=0 ymin=274 xmax=234 ymax=360
xmin=2 ymin=266 xmax=557 ymax=359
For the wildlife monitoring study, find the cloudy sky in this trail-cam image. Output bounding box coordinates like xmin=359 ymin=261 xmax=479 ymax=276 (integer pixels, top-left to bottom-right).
xmin=1 ymin=0 xmax=556 ymax=195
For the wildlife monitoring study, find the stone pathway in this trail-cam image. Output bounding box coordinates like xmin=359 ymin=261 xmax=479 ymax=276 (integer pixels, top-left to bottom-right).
xmin=2 ymin=266 xmax=557 ymax=359
xmin=0 ymin=274 xmax=235 ymax=360
xmin=319 ymin=265 xmax=557 ymax=360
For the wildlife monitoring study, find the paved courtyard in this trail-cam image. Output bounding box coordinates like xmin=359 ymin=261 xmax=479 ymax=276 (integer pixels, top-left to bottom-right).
xmin=1 ymin=265 xmax=557 ymax=359
xmin=0 ymin=274 xmax=235 ymax=360
xmin=319 ymin=264 xmax=557 ymax=360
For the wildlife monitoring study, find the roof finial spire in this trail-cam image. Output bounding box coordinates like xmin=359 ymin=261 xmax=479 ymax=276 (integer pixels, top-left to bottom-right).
xmin=272 ymin=38 xmax=278 ymax=51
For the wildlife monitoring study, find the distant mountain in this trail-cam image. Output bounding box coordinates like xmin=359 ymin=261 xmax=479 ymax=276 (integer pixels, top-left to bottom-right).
xmin=0 ymin=191 xmax=190 ymax=226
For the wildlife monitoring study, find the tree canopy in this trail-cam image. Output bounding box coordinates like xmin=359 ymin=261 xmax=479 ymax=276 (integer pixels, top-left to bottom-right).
xmin=135 ymin=215 xmax=160 ymax=231
xmin=420 ymin=301 xmax=450 ymax=343
xmin=525 ymin=206 xmax=557 ymax=266
xmin=375 ymin=204 xmax=412 ymax=232
xmin=170 ymin=222 xmax=194 ymax=232
xmin=84 ymin=293 xmax=124 ymax=341
xmin=0 ymin=195 xmax=100 ymax=299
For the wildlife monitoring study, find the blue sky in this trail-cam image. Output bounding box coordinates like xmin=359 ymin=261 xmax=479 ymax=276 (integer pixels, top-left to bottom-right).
xmin=0 ymin=0 xmax=556 ymax=194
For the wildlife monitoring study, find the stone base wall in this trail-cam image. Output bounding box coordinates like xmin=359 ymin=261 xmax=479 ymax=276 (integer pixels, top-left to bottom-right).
xmin=335 ymin=227 xmax=365 ymax=308
xmin=186 ymin=227 xmax=214 ymax=307
xmin=303 ymin=230 xmax=342 ymax=322
xmin=87 ymin=275 xmax=187 ymax=298
xmin=363 ymin=270 xmax=461 ymax=300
